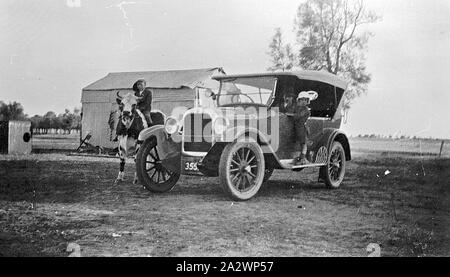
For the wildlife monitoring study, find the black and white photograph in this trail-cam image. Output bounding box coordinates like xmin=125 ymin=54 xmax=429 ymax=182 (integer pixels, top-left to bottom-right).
xmin=0 ymin=0 xmax=449 ymax=260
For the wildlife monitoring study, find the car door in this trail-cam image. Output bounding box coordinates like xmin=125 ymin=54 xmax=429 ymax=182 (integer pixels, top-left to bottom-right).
xmin=275 ymin=112 xmax=297 ymax=160
xmin=306 ymin=117 xmax=325 ymax=146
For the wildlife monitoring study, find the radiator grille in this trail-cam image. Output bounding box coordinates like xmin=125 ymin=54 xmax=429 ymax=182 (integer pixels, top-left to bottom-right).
xmin=183 ymin=113 xmax=213 ymax=152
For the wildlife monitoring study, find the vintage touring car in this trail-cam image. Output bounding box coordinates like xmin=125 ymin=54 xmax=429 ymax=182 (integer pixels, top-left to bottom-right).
xmin=135 ymin=70 xmax=350 ymax=200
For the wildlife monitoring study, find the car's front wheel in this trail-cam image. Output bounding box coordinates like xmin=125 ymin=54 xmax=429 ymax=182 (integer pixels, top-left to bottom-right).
xmin=136 ymin=138 xmax=180 ymax=192
xmin=321 ymin=141 xmax=346 ymax=188
xmin=219 ymin=139 xmax=265 ymax=201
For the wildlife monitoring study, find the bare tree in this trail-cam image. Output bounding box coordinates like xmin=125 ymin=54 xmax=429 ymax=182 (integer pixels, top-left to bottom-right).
xmin=294 ymin=0 xmax=380 ymax=109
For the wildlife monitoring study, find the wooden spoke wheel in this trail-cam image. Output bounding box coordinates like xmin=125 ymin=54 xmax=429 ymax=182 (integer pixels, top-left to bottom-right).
xmin=321 ymin=141 xmax=346 ymax=189
xmin=219 ymin=139 xmax=265 ymax=201
xmin=136 ymin=138 xmax=180 ymax=192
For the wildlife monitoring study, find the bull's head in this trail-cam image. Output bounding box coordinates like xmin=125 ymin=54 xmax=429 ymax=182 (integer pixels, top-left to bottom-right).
xmin=116 ymin=91 xmax=142 ymax=130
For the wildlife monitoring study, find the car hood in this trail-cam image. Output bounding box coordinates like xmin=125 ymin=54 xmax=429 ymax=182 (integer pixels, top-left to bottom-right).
xmin=197 ymin=106 xmax=272 ymax=121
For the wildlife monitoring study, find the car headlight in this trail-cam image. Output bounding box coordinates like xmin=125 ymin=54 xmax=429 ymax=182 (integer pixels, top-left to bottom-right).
xmin=164 ymin=117 xmax=179 ymax=135
xmin=213 ymin=117 xmax=229 ymax=134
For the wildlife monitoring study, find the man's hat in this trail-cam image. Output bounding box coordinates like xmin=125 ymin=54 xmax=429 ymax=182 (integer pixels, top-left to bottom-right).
xmin=297 ymin=90 xmax=318 ymax=101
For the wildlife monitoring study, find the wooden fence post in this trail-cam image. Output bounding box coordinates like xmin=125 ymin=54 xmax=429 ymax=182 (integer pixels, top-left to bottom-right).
xmin=439 ymin=140 xmax=445 ymax=157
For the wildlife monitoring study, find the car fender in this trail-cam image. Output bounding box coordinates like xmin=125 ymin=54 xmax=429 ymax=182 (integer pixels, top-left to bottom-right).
xmin=315 ymin=128 xmax=351 ymax=161
xmin=225 ymin=126 xmax=281 ymax=157
xmin=207 ymin=126 xmax=283 ymax=170
xmin=138 ymin=125 xmax=163 ymax=142
xmin=138 ymin=125 xmax=182 ymax=173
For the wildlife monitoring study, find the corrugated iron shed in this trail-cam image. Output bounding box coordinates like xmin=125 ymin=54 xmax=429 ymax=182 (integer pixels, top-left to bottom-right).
xmin=83 ymin=67 xmax=225 ymax=91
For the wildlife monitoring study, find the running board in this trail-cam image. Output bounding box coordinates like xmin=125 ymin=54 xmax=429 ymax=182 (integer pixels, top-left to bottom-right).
xmin=279 ymin=159 xmax=326 ymax=170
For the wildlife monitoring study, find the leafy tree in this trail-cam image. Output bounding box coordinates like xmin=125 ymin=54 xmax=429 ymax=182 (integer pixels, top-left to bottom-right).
xmin=0 ymin=101 xmax=27 ymax=121
xmin=42 ymin=111 xmax=57 ymax=132
xmin=30 ymin=115 xmax=43 ymax=130
xmin=58 ymin=109 xmax=75 ymax=134
xmin=267 ymin=28 xmax=295 ymax=72
xmin=267 ymin=0 xmax=379 ymax=110
xmin=295 ymin=0 xmax=379 ymax=109
xmin=72 ymin=107 xmax=82 ymax=131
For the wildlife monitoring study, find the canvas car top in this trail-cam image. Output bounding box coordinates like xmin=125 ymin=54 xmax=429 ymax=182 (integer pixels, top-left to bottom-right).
xmin=212 ymin=70 xmax=348 ymax=90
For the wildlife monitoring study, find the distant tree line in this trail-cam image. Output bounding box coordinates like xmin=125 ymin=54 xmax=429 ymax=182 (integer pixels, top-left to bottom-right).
xmin=352 ymin=134 xmax=443 ymax=141
xmin=0 ymin=101 xmax=81 ymax=135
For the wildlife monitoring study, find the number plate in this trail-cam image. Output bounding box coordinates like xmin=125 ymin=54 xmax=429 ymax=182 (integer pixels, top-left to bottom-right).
xmin=181 ymin=156 xmax=202 ymax=175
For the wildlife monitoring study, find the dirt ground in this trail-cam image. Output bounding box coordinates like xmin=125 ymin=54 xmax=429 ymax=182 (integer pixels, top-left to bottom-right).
xmin=0 ymin=150 xmax=449 ymax=257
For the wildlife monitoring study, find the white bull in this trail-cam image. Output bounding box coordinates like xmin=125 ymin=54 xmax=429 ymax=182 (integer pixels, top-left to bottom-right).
xmin=115 ymin=91 xmax=148 ymax=184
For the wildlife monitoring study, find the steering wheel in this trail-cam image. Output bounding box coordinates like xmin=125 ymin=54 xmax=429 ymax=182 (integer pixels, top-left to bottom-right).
xmin=231 ymin=93 xmax=255 ymax=104
xmin=231 ymin=94 xmax=241 ymax=104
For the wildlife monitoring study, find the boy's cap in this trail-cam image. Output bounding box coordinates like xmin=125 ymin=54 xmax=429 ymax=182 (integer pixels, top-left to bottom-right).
xmin=297 ymin=90 xmax=318 ymax=101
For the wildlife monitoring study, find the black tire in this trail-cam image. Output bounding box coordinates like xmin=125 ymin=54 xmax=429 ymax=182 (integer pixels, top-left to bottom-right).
xmin=136 ymin=138 xmax=180 ymax=192
xmin=321 ymin=141 xmax=346 ymax=188
xmin=219 ymin=139 xmax=265 ymax=201
xmin=263 ymin=167 xmax=274 ymax=183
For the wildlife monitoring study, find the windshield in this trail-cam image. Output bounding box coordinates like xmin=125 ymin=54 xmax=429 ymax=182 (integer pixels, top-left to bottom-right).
xmin=217 ymin=77 xmax=276 ymax=107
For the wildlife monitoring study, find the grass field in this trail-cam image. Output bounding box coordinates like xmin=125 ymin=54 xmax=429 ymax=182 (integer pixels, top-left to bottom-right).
xmin=0 ymin=135 xmax=449 ymax=257
xmin=31 ymin=133 xmax=80 ymax=151
xmin=31 ymin=133 xmax=450 ymax=157
xmin=350 ymin=137 xmax=450 ymax=157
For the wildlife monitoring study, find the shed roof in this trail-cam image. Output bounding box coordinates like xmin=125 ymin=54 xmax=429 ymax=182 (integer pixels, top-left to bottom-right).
xmin=213 ymin=70 xmax=348 ymax=90
xmin=83 ymin=67 xmax=225 ymax=91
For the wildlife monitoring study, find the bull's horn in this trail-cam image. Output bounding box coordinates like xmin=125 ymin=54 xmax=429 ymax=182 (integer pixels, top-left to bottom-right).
xmin=116 ymin=91 xmax=122 ymax=99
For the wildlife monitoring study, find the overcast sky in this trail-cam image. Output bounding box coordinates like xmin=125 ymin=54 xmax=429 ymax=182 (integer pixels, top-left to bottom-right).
xmin=1 ymin=0 xmax=449 ymax=138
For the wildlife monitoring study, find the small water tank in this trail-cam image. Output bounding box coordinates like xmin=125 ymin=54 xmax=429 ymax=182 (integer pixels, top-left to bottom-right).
xmin=0 ymin=121 xmax=32 ymax=154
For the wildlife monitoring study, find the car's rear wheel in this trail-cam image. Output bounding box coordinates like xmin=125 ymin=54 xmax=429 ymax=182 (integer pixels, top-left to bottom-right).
xmin=219 ymin=139 xmax=265 ymax=201
xmin=321 ymin=141 xmax=346 ymax=188
xmin=136 ymin=138 xmax=180 ymax=192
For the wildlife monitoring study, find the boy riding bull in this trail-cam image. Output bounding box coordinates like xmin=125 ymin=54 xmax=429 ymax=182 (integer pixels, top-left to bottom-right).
xmin=132 ymin=79 xmax=153 ymax=126
xmin=114 ymin=79 xmax=153 ymax=142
